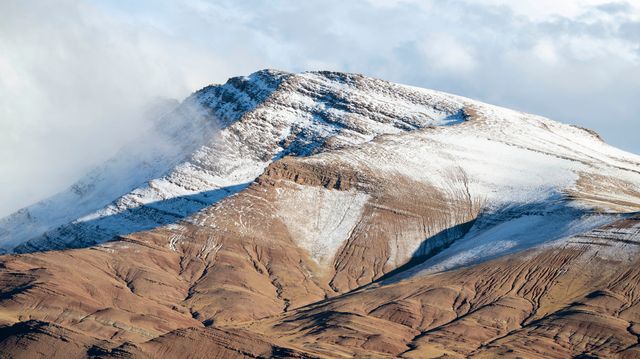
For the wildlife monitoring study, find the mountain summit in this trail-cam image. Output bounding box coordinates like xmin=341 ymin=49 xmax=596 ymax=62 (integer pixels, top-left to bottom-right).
xmin=0 ymin=69 xmax=468 ymax=253
xmin=1 ymin=70 xmax=640 ymax=358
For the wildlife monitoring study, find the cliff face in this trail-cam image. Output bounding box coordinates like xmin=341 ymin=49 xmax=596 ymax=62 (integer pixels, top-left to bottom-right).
xmin=1 ymin=70 xmax=640 ymax=358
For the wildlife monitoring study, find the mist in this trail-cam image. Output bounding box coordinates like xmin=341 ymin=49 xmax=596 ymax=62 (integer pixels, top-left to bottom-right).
xmin=1 ymin=0 xmax=639 ymax=217
xmin=0 ymin=1 xmax=234 ymax=217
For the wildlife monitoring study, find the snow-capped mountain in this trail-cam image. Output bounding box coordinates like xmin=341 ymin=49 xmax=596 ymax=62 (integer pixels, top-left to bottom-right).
xmin=1 ymin=70 xmax=640 ymax=358
xmin=0 ymin=69 xmax=469 ymax=253
xmin=2 ymin=69 xmax=639 ymax=256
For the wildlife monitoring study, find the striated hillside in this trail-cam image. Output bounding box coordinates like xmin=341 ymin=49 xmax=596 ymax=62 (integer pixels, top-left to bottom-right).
xmin=0 ymin=69 xmax=467 ymax=253
xmin=1 ymin=70 xmax=640 ymax=358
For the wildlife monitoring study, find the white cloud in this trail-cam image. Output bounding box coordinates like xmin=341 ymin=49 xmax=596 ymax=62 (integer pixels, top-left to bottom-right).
xmin=472 ymin=0 xmax=638 ymax=20
xmin=531 ymin=40 xmax=560 ymax=65
xmin=420 ymin=34 xmax=477 ymax=73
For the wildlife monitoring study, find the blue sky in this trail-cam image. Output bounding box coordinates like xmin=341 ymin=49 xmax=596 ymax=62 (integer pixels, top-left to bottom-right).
xmin=0 ymin=0 xmax=639 ymax=216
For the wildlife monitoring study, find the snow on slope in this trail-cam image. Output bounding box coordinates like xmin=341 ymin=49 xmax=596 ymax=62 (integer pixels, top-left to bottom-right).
xmin=0 ymin=70 xmax=470 ymax=253
xmin=0 ymin=100 xmax=203 ymax=249
xmin=2 ymin=68 xmax=639 ymax=263
xmin=0 ymin=70 xmax=285 ymax=252
xmin=276 ymin=184 xmax=370 ymax=266
xmin=287 ymin=96 xmax=640 ymax=271
xmin=407 ymin=206 xmax=623 ymax=277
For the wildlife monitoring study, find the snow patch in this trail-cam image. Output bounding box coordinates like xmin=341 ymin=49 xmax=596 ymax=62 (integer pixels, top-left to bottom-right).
xmin=276 ymin=184 xmax=369 ymax=266
xmin=414 ymin=207 xmax=621 ymax=276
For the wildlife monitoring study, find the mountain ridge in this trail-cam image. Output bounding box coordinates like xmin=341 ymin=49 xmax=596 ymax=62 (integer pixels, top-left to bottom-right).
xmin=1 ymin=69 xmax=640 ymax=358
xmin=0 ymin=69 xmax=473 ymax=253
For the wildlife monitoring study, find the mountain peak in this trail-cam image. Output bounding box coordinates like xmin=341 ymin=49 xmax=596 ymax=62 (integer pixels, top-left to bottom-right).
xmin=2 ymin=70 xmax=640 ymax=358
xmin=1 ymin=70 xmax=638 ymax=255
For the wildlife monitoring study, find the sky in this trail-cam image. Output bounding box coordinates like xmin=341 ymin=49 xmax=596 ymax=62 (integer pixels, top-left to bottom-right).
xmin=0 ymin=0 xmax=639 ymax=217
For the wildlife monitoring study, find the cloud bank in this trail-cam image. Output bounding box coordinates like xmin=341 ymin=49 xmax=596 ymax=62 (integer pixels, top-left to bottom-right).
xmin=1 ymin=0 xmax=639 ymax=216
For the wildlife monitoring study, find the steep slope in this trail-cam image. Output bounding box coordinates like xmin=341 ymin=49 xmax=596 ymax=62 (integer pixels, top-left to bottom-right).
xmin=0 ymin=70 xmax=467 ymax=253
xmin=0 ymin=70 xmax=285 ymax=253
xmin=0 ymin=70 xmax=639 ymax=358
xmin=247 ymin=213 xmax=640 ymax=358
